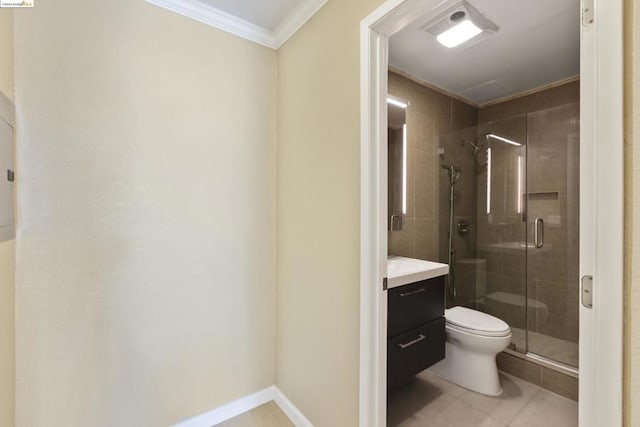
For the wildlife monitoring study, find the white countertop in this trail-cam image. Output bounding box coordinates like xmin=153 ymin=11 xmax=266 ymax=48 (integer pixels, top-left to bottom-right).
xmin=387 ymin=256 xmax=449 ymax=289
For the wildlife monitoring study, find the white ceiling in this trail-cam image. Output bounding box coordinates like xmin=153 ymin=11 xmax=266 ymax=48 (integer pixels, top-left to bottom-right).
xmin=389 ymin=0 xmax=580 ymax=106
xmin=146 ymin=0 xmax=327 ymax=49
xmin=197 ymin=0 xmax=301 ymax=32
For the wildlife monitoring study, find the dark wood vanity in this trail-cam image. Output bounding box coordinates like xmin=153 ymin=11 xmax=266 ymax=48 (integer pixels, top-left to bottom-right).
xmin=387 ymin=275 xmax=446 ymax=389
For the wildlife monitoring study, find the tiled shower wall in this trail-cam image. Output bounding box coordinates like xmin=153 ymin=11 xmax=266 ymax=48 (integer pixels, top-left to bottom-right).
xmin=478 ymin=81 xmax=580 ymax=399
xmin=477 ymin=81 xmax=580 ymax=352
xmin=387 ymin=71 xmax=478 ymax=263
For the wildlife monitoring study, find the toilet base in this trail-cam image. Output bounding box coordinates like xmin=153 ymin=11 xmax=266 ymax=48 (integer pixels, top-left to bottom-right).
xmin=429 ymin=333 xmax=510 ymax=396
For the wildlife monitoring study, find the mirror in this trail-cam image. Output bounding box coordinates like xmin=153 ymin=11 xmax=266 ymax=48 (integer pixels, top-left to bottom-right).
xmin=388 ymin=96 xmax=407 ymax=231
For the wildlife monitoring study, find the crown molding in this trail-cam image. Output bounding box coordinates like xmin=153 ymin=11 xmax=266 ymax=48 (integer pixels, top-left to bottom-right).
xmin=273 ymin=0 xmax=327 ymax=48
xmin=146 ymin=0 xmax=328 ymax=50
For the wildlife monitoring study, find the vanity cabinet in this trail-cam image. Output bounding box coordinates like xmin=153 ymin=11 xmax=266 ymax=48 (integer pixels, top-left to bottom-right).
xmin=387 ymin=275 xmax=445 ymax=389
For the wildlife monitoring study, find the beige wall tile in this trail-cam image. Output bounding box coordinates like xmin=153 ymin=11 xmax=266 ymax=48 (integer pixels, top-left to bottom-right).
xmin=497 ymin=353 xmax=542 ymax=386
xmin=415 ymin=218 xmax=438 ymax=261
xmin=479 ymin=81 xmax=579 ymax=124
xmin=389 ymin=218 xmax=415 ymax=258
xmin=415 ymin=150 xmax=436 ymax=218
xmin=388 ymin=72 xmax=478 ymax=262
xmin=541 ymin=367 xmax=579 ymax=402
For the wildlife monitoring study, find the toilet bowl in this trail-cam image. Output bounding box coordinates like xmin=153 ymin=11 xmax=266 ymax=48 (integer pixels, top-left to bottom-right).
xmin=429 ymin=306 xmax=511 ymax=396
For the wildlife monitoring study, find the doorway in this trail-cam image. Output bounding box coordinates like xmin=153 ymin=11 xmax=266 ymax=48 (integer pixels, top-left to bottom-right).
xmin=359 ymin=1 xmax=623 ymax=426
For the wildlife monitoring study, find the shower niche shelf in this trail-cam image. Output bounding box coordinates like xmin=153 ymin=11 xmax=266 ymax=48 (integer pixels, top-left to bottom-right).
xmin=528 ymin=191 xmax=559 ymax=199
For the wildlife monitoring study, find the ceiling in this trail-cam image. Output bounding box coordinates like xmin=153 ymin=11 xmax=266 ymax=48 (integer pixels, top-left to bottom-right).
xmin=146 ymin=0 xmax=327 ymax=49
xmin=197 ymin=0 xmax=301 ymax=32
xmin=389 ymin=0 xmax=580 ymax=106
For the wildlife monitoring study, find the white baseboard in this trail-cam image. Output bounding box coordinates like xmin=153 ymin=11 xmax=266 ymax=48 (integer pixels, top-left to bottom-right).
xmin=273 ymin=387 xmax=314 ymax=427
xmin=174 ymin=386 xmax=274 ymax=427
xmin=173 ymin=385 xmax=313 ymax=427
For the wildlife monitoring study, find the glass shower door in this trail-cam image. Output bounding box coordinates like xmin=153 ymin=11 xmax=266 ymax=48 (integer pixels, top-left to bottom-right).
xmin=525 ymin=103 xmax=580 ymax=368
xmin=475 ymin=115 xmax=528 ymax=353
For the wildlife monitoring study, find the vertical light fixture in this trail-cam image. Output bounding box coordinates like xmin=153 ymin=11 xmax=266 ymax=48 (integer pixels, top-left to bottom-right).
xmin=402 ymin=124 xmax=407 ymax=215
xmin=486 ymin=147 xmax=492 ymax=215
xmin=517 ymin=155 xmax=522 ymax=214
xmin=388 ymin=95 xmax=409 ymax=216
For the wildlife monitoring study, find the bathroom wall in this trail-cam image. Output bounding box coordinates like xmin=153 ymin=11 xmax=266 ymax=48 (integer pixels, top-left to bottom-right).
xmin=478 ymin=80 xmax=579 ymax=123
xmin=0 ymin=9 xmax=15 ymax=427
xmin=275 ymin=1 xmax=386 ymax=425
xmin=387 ymin=71 xmax=478 ymax=268
xmin=0 ymin=10 xmax=13 ymax=102
xmin=14 ymin=1 xmax=277 ymax=425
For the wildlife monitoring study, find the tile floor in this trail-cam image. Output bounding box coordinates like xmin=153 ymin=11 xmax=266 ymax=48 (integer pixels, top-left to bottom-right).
xmin=387 ymin=370 xmax=578 ymax=427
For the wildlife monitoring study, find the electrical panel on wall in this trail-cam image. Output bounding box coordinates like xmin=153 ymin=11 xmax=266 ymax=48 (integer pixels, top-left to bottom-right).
xmin=0 ymin=105 xmax=14 ymax=242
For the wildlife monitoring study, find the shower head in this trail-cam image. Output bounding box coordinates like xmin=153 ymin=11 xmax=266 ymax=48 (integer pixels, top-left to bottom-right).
xmin=461 ymin=139 xmax=482 ymax=155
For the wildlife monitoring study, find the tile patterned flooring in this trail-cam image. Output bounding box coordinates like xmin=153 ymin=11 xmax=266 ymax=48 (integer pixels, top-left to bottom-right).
xmin=388 ymin=370 xmax=578 ymax=427
xmin=218 ymin=371 xmax=577 ymax=427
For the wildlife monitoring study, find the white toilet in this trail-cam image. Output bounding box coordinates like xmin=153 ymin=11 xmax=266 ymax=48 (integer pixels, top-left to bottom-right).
xmin=429 ymin=306 xmax=511 ymax=396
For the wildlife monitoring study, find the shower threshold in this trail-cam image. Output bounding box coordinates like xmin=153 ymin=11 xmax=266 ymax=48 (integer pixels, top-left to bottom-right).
xmin=504 ymin=348 xmax=579 ymax=378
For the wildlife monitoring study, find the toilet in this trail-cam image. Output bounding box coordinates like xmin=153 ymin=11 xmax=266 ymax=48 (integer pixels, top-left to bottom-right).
xmin=429 ymin=306 xmax=511 ymax=396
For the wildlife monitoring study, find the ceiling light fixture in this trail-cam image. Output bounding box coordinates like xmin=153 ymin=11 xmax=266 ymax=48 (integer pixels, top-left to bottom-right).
xmin=422 ymin=1 xmax=498 ymax=49
xmin=437 ymin=20 xmax=482 ymax=48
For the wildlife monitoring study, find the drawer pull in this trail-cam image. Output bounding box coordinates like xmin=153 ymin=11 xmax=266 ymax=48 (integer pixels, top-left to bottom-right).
xmin=397 ymin=334 xmax=426 ymax=349
xmin=399 ymin=288 xmax=427 ymax=297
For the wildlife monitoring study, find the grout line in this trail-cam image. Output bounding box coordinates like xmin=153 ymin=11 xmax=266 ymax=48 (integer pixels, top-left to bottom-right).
xmin=416 ymin=386 xmax=466 ymax=422
xmin=506 ymin=387 xmax=542 ymax=426
xmin=449 ymin=389 xmax=508 ymax=427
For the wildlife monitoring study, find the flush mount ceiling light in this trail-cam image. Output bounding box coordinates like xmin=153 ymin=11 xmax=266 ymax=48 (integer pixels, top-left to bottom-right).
xmin=422 ymin=1 xmax=498 ymax=49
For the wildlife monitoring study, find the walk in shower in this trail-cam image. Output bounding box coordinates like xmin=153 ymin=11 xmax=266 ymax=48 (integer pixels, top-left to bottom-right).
xmin=439 ymin=102 xmax=580 ymax=374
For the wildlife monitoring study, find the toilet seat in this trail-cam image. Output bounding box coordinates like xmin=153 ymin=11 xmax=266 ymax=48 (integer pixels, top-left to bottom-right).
xmin=445 ymin=306 xmax=511 ymax=337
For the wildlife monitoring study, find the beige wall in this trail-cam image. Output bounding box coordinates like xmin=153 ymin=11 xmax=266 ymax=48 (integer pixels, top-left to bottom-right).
xmin=275 ymin=1 xmax=384 ymax=425
xmin=14 ymin=1 xmax=277 ymax=425
xmin=625 ymin=0 xmax=640 ymax=424
xmin=0 ymin=239 xmax=14 ymax=427
xmin=0 ymin=10 xmax=13 ymax=101
xmin=0 ymin=8 xmax=15 ymax=427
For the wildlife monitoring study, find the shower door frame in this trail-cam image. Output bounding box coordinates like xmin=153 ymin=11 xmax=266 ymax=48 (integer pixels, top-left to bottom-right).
xmin=359 ymin=1 xmax=624 ymax=427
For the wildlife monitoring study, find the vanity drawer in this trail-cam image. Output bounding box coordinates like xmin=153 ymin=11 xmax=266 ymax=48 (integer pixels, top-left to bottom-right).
xmin=387 ymin=317 xmax=445 ymax=390
xmin=387 ymin=276 xmax=444 ymax=338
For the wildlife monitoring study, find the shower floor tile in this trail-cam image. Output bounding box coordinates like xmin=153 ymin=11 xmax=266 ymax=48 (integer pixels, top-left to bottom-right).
xmin=387 ymin=370 xmax=578 ymax=427
xmin=510 ymin=327 xmax=579 ymax=367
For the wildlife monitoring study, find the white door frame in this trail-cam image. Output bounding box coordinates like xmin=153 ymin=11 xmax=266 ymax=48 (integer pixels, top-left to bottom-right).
xmin=359 ymin=1 xmax=624 ymax=426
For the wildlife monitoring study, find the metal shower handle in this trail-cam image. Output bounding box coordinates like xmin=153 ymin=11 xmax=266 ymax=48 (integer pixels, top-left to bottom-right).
xmin=534 ymin=217 xmax=544 ymax=248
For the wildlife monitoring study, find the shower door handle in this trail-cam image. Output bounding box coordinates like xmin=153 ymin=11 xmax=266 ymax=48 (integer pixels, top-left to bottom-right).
xmin=534 ymin=218 xmax=544 ymax=248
